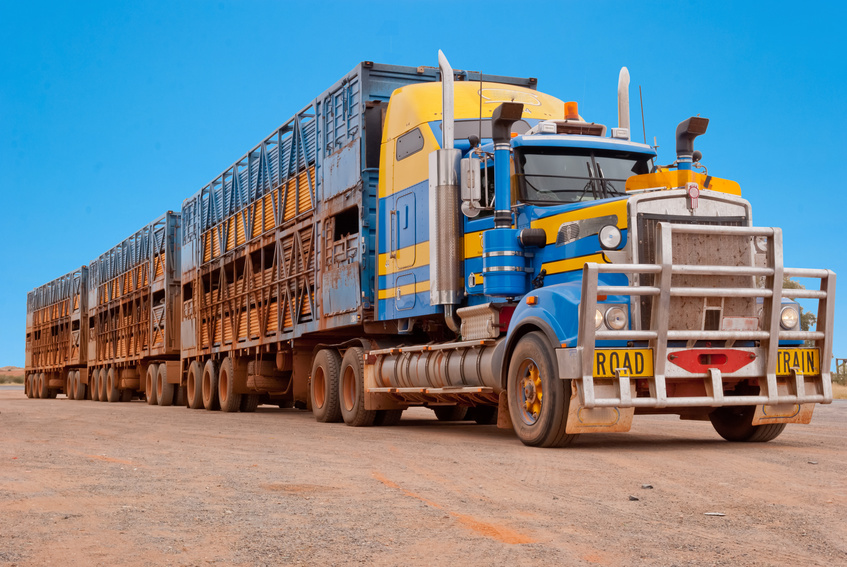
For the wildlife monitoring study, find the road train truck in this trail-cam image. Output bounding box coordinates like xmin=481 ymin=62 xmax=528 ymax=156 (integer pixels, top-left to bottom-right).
xmin=26 ymin=51 xmax=835 ymax=447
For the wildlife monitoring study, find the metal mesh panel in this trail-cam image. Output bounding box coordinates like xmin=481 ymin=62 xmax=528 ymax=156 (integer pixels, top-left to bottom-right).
xmin=637 ymin=213 xmax=748 ymax=330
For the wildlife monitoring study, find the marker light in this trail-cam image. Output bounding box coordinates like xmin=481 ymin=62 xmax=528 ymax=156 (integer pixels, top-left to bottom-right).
xmin=605 ymin=306 xmax=628 ymax=330
xmin=598 ymin=225 xmax=622 ymax=250
xmin=780 ymin=306 xmax=799 ymax=329
xmin=565 ymin=101 xmax=579 ymax=120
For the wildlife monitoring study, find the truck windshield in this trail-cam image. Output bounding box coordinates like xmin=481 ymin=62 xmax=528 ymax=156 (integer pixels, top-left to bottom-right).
xmin=515 ymin=147 xmax=653 ymax=204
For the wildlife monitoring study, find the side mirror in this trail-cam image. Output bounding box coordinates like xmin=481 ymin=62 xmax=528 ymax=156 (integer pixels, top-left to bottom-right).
xmin=460 ymin=157 xmax=482 ymax=217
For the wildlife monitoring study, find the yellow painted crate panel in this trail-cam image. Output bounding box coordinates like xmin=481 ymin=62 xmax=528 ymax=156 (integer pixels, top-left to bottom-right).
xmin=283 ymin=179 xmax=297 ymax=221
xmin=298 ymin=169 xmax=313 ymax=213
xmin=236 ymin=211 xmax=246 ymax=246
xmin=226 ymin=218 xmax=235 ymax=252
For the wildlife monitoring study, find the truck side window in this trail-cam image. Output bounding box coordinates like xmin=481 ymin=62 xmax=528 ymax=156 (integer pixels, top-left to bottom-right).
xmin=396 ymin=128 xmax=424 ymax=161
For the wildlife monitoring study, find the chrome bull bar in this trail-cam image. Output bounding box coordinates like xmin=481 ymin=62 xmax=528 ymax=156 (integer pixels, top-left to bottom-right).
xmin=557 ymin=223 xmax=836 ymax=409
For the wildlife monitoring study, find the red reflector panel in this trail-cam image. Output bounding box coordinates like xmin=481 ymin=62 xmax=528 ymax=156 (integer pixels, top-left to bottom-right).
xmin=668 ymin=349 xmax=754 ymax=374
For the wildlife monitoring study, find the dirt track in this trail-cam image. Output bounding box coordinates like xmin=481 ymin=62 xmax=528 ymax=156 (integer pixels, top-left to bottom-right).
xmin=1 ymin=386 xmax=846 ymax=566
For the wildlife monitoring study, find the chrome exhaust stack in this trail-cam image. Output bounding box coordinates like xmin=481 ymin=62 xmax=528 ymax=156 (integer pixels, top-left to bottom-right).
xmin=614 ymin=67 xmax=631 ymax=140
xmin=429 ymin=50 xmax=463 ymax=331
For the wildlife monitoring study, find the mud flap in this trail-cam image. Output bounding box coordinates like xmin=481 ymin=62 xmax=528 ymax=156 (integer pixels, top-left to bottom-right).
xmin=753 ymin=403 xmax=814 ymax=425
xmin=496 ymin=391 xmax=513 ymax=430
xmin=566 ymin=381 xmax=635 ymax=434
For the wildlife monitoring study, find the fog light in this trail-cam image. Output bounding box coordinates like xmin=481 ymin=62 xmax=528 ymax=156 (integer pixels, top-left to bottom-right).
xmin=605 ymin=306 xmax=628 ymax=330
xmin=595 ymin=309 xmax=604 ymax=330
xmin=598 ymin=225 xmax=622 ymax=250
xmin=780 ymin=306 xmax=799 ymax=330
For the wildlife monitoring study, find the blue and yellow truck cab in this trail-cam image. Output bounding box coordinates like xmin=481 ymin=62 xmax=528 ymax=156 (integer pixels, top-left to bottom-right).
xmin=363 ymin=51 xmax=835 ymax=447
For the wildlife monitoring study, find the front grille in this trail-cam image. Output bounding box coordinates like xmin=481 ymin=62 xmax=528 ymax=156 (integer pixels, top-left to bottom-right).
xmin=636 ymin=213 xmax=749 ymax=331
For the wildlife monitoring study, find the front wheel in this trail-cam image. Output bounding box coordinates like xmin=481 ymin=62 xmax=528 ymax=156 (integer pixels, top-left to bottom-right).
xmin=709 ymin=406 xmax=787 ymax=442
xmin=507 ymin=331 xmax=578 ymax=448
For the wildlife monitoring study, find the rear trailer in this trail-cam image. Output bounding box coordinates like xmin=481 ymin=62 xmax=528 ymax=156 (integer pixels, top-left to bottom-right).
xmin=85 ymin=211 xmax=181 ymax=404
xmin=24 ymin=266 xmax=88 ymax=399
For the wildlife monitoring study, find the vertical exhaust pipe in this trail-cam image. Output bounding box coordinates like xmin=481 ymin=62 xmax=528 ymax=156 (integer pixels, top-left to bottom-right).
xmin=430 ymin=50 xmax=462 ymax=331
xmin=438 ymin=50 xmax=454 ymax=150
xmin=617 ymin=67 xmax=630 ymax=140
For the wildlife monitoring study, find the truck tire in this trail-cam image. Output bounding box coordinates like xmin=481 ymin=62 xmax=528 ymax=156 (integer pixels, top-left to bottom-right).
xmin=709 ymin=406 xmax=787 ymax=442
xmin=218 ymin=357 xmax=241 ymax=413
xmin=38 ymin=372 xmax=49 ymax=399
xmin=202 ymin=359 xmax=220 ymax=411
xmin=373 ymin=409 xmax=404 ymax=426
xmin=106 ymin=367 xmax=121 ymax=402
xmin=507 ymin=331 xmax=578 ymax=448
xmin=240 ymin=393 xmax=260 ymax=413
xmin=157 ymin=364 xmax=174 ymax=407
xmin=146 ymin=364 xmax=159 ymax=406
xmin=433 ymin=406 xmax=468 ymax=421
xmin=99 ymin=367 xmax=109 ymax=402
xmin=24 ymin=374 xmax=31 ymax=398
xmin=89 ymin=370 xmax=99 ymax=401
xmin=67 ymin=370 xmax=76 ymax=400
xmin=468 ymin=405 xmax=498 ymax=425
xmin=75 ymin=370 xmax=87 ymax=401
xmin=71 ymin=371 xmax=79 ymax=400
xmin=186 ymin=360 xmax=204 ymax=409
xmin=310 ymin=349 xmax=342 ymax=423
xmin=173 ymin=384 xmax=187 ymax=407
xmin=339 ymin=346 xmax=375 ymax=427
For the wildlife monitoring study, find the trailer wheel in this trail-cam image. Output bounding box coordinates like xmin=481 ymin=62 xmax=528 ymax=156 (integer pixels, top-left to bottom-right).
xmin=433 ymin=406 xmax=468 ymax=421
xmin=88 ymin=370 xmax=98 ymax=401
xmin=146 ymin=364 xmax=159 ymax=405
xmin=373 ymin=409 xmax=404 ymax=426
xmin=75 ymin=370 xmax=87 ymax=401
xmin=186 ymin=361 xmax=204 ymax=409
xmin=173 ymin=384 xmax=186 ymax=407
xmin=67 ymin=370 xmax=76 ymax=400
xmin=96 ymin=368 xmax=106 ymax=402
xmin=38 ymin=372 xmax=49 ymax=399
xmin=202 ymin=359 xmax=220 ymax=411
xmin=240 ymin=394 xmax=260 ymax=413
xmin=218 ymin=357 xmax=241 ymax=412
xmin=105 ymin=367 xmax=120 ymax=402
xmin=99 ymin=367 xmax=109 ymax=402
xmin=310 ymin=349 xmax=342 ymax=423
xmin=339 ymin=346 xmax=375 ymax=427
xmin=157 ymin=364 xmax=174 ymax=407
xmin=709 ymin=406 xmax=787 ymax=442
xmin=507 ymin=331 xmax=578 ymax=448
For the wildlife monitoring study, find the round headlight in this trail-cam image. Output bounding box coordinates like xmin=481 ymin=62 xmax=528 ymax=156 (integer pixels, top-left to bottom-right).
xmin=780 ymin=306 xmax=799 ymax=329
xmin=598 ymin=225 xmax=622 ymax=250
xmin=605 ymin=306 xmax=628 ymax=330
xmin=594 ymin=309 xmax=604 ymax=330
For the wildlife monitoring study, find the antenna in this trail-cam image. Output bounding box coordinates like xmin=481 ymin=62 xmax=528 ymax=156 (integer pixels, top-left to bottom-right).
xmin=639 ymin=85 xmax=646 ymax=144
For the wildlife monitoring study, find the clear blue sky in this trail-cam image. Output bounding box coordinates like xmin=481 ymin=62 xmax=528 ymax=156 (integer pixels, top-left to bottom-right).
xmin=2 ymin=1 xmax=845 ymax=368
